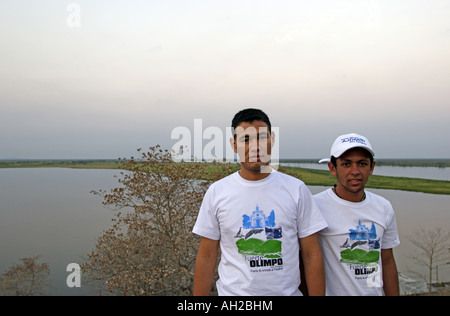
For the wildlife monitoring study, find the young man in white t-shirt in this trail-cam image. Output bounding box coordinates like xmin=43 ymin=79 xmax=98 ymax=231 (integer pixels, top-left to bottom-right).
xmin=192 ymin=108 xmax=327 ymax=296
xmin=314 ymin=133 xmax=400 ymax=296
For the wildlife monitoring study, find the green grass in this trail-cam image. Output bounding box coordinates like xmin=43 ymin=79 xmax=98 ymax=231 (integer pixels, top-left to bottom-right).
xmin=340 ymin=249 xmax=380 ymax=265
xmin=280 ymin=159 xmax=450 ymax=168
xmin=1 ymin=160 xmax=449 ymax=195
xmin=280 ymin=166 xmax=450 ymax=195
xmin=236 ymin=238 xmax=282 ymax=258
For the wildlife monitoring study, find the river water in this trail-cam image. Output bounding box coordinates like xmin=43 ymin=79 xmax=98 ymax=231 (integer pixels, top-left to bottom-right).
xmin=0 ymin=167 xmax=449 ymax=295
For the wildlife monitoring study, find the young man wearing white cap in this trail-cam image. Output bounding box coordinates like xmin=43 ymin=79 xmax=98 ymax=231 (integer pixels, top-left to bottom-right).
xmin=314 ymin=133 xmax=400 ymax=296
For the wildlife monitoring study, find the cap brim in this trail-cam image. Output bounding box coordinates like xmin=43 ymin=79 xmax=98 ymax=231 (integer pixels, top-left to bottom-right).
xmin=318 ymin=158 xmax=330 ymax=163
xmin=333 ymin=146 xmax=375 ymax=159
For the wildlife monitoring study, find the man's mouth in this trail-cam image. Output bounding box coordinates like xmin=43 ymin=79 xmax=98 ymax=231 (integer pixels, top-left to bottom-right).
xmin=349 ymin=179 xmax=363 ymax=185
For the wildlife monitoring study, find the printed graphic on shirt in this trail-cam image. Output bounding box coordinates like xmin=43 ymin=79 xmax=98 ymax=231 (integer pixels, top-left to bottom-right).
xmin=235 ymin=205 xmax=283 ymax=272
xmin=339 ymin=220 xmax=380 ymax=279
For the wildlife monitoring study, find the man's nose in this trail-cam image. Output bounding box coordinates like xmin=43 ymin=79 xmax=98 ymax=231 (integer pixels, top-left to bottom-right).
xmin=350 ymin=164 xmax=361 ymax=175
xmin=249 ymin=138 xmax=259 ymax=151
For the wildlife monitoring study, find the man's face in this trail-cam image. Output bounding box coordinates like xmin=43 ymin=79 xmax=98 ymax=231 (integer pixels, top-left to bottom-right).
xmin=232 ymin=120 xmax=274 ymax=172
xmin=328 ymin=148 xmax=375 ymax=195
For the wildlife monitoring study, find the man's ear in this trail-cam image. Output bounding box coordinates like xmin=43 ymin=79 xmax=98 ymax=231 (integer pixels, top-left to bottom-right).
xmin=328 ymin=161 xmax=337 ymax=177
xmin=230 ymin=137 xmax=237 ymax=153
xmin=369 ymin=160 xmax=376 ymax=176
xmin=270 ymin=131 xmax=275 ymax=148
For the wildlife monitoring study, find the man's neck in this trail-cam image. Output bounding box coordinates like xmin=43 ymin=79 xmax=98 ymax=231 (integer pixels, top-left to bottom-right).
xmin=239 ymin=165 xmax=272 ymax=181
xmin=333 ymin=185 xmax=366 ymax=203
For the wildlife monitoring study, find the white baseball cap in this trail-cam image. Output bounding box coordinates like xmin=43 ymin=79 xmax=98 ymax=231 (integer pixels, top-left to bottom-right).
xmin=319 ymin=133 xmax=375 ymax=163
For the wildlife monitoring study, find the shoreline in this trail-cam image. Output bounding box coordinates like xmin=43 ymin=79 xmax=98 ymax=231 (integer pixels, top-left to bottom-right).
xmin=1 ymin=160 xmax=449 ymax=195
xmin=2 ymin=158 xmax=450 ymax=168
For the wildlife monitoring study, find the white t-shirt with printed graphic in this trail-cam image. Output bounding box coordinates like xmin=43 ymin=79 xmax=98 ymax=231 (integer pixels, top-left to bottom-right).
xmin=193 ymin=170 xmax=328 ymax=296
xmin=314 ymin=188 xmax=400 ymax=296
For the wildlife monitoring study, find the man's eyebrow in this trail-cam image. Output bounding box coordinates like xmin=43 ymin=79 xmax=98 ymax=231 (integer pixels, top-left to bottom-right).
xmin=341 ymin=158 xmax=370 ymax=163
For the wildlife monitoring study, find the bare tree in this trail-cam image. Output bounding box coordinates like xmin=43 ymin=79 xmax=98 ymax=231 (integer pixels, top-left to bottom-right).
xmin=0 ymin=256 xmax=52 ymax=296
xmin=83 ymin=146 xmax=235 ymax=296
xmin=407 ymin=228 xmax=450 ymax=293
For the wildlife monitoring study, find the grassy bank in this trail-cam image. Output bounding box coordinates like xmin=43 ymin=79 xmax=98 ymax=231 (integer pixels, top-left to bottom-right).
xmin=279 ymin=166 xmax=450 ymax=196
xmin=280 ymin=159 xmax=450 ymax=168
xmin=1 ymin=160 xmax=449 ymax=195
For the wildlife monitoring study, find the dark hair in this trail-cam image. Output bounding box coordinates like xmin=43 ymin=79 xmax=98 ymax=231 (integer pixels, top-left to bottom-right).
xmin=231 ymin=108 xmax=271 ymax=138
xmin=330 ymin=149 xmax=374 ymax=168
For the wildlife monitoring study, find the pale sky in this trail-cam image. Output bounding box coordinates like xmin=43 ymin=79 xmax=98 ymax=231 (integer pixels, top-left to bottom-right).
xmin=1 ymin=0 xmax=449 ymax=159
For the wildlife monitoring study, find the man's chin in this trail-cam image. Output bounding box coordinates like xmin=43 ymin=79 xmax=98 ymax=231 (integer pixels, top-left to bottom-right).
xmin=241 ymin=161 xmax=271 ymax=172
xmin=343 ymin=184 xmax=365 ymax=194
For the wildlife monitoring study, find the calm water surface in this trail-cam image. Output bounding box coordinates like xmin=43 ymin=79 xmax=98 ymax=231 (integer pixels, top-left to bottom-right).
xmin=0 ymin=168 xmax=119 ymax=295
xmin=0 ymin=168 xmax=449 ymax=295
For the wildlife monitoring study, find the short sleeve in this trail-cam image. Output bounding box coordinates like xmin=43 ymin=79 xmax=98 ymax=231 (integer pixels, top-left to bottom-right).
xmin=297 ymin=184 xmax=328 ymax=239
xmin=192 ymin=186 xmax=221 ymax=240
xmin=381 ymin=203 xmax=400 ymax=249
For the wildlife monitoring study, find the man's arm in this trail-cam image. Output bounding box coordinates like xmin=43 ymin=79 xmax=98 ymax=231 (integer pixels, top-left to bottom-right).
xmin=381 ymin=248 xmax=400 ymax=296
xmin=193 ymin=237 xmax=219 ymax=296
xmin=299 ymin=233 xmax=325 ymax=296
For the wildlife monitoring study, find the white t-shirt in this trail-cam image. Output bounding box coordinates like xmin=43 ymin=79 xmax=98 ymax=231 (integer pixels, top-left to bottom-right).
xmin=314 ymin=188 xmax=400 ymax=296
xmin=193 ymin=170 xmax=328 ymax=296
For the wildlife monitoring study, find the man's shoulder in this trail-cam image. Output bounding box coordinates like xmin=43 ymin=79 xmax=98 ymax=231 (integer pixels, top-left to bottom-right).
xmin=366 ymin=190 xmax=393 ymax=207
xmin=274 ymin=169 xmax=306 ymax=187
xmin=207 ymin=171 xmax=238 ymax=189
xmin=313 ymin=188 xmax=331 ymax=199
